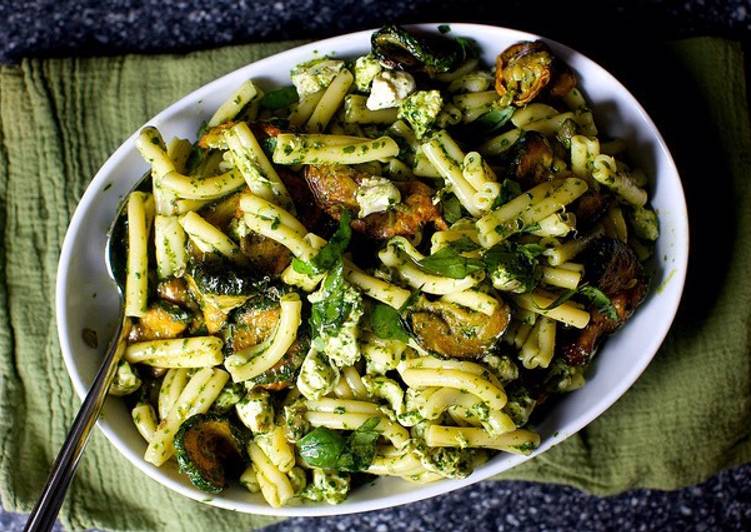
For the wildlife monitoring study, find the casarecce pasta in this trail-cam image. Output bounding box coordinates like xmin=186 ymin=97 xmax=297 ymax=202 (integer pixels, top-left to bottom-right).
xmin=114 ymin=25 xmax=658 ymax=507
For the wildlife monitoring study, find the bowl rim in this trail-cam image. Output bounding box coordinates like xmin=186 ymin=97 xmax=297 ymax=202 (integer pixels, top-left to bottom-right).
xmin=55 ymin=22 xmax=689 ymax=517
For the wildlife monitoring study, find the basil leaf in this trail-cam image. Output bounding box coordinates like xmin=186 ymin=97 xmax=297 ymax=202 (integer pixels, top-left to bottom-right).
xmin=296 ymin=417 xmax=381 ymax=472
xmin=259 ymin=86 xmax=299 ymax=110
xmin=483 ymin=242 xmax=541 ymax=294
xmin=491 ymin=179 xmax=522 ymax=209
xmin=517 ymin=243 xmax=546 ymax=261
xmin=474 ymin=106 xmax=515 ymax=135
xmin=309 ymin=261 xmax=353 ymax=337
xmin=292 ymin=257 xmax=317 ymax=276
xmin=442 ymin=194 xmax=464 ymax=224
xmin=293 ymin=212 xmax=352 ymax=276
xmin=340 ymin=417 xmax=381 ymax=471
xmin=539 ymin=284 xmax=618 ymax=321
xmin=297 ymin=427 xmax=346 ymax=469
xmin=399 ymin=287 xmax=422 ymax=313
xmin=313 ymin=211 xmax=352 ymax=272
xmin=455 ymin=36 xmax=479 ymax=60
xmin=261 ymin=136 xmax=277 ymax=159
xmin=195 ymin=120 xmax=210 ymax=140
xmin=578 ymin=285 xmax=619 ymax=321
xmin=369 ymin=303 xmax=411 ymax=343
xmin=418 ymin=246 xmax=485 ymax=279
xmin=447 ymin=235 xmax=480 ymax=253
xmin=539 ymin=288 xmax=578 ymax=311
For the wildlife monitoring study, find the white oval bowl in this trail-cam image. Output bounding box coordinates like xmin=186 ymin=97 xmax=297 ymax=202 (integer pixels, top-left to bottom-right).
xmin=56 ymin=23 xmax=689 ymax=516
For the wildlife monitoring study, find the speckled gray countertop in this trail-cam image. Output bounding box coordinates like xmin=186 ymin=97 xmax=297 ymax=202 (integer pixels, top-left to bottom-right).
xmin=2 ymin=1 xmax=751 ymax=531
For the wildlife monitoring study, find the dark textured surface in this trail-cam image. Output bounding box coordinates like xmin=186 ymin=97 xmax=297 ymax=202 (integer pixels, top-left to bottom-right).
xmin=1 ymin=0 xmax=751 ymax=65
xmin=266 ymin=465 xmax=751 ymax=532
xmin=2 ymin=1 xmax=751 ymax=530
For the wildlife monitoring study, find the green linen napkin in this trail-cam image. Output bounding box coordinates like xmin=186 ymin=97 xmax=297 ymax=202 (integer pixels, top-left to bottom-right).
xmin=0 ymin=36 xmax=749 ymax=531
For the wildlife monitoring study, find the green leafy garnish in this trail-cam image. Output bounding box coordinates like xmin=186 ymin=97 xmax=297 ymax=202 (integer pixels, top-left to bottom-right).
xmin=578 ymin=285 xmax=619 ymax=321
xmin=293 ymin=212 xmax=352 ymax=276
xmin=259 ymin=86 xmax=299 ymax=110
xmin=455 ymin=37 xmax=479 ymax=60
xmin=473 ymin=106 xmax=515 ymax=135
xmin=309 ymin=260 xmax=354 ymax=337
xmin=418 ymin=246 xmax=484 ymax=279
xmin=195 ymin=120 xmax=210 ymax=140
xmin=336 ymin=418 xmax=381 ymax=471
xmin=540 ymin=283 xmax=618 ymax=321
xmin=399 ymin=287 xmax=422 ymax=313
xmin=446 ymin=236 xmax=481 ymax=253
xmin=297 ymin=427 xmax=345 ymax=468
xmin=369 ymin=303 xmax=411 ymax=342
xmin=442 ymin=194 xmax=464 ymax=224
xmin=297 ymin=417 xmax=381 ymax=471
xmin=483 ymin=242 xmax=542 ymax=293
xmin=539 ymin=287 xmax=578 ymax=311
xmin=292 ymin=259 xmax=316 ymax=276
xmin=491 ymin=179 xmax=522 ymax=209
xmin=261 ymin=137 xmax=277 ymax=159
xmin=517 ymin=243 xmax=546 ymax=261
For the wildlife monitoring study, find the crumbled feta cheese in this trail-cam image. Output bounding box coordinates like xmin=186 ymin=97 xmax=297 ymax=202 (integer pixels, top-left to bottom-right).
xmin=398 ymin=90 xmax=444 ymax=138
xmin=307 ymin=277 xmax=364 ymax=368
xmin=235 ymin=391 xmax=274 ymax=433
xmin=290 ymin=58 xmax=345 ymax=98
xmin=366 ymin=70 xmax=416 ymax=110
xmin=354 ymin=54 xmax=383 ymax=92
xmin=297 ymin=348 xmax=339 ymax=400
xmin=355 ymin=177 xmax=402 ymax=218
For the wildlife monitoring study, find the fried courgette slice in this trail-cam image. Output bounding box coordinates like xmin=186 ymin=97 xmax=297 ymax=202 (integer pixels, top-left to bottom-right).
xmin=174 ymin=414 xmax=247 ymax=494
xmin=405 ymin=298 xmax=510 ymax=359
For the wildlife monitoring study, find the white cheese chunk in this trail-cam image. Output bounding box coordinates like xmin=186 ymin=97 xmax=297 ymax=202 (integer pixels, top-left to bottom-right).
xmin=354 ymin=54 xmax=383 ymax=92
xmin=366 ymin=71 xmax=416 ymax=111
xmin=356 ymin=177 xmax=402 ymax=218
xmin=291 ymin=58 xmax=345 ymax=98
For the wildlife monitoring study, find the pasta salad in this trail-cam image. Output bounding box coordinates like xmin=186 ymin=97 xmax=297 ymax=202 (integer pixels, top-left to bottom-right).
xmin=114 ymin=25 xmax=659 ymax=507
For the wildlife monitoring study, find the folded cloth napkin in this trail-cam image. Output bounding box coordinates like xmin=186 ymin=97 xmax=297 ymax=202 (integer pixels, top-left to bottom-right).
xmin=0 ymin=36 xmax=749 ymax=531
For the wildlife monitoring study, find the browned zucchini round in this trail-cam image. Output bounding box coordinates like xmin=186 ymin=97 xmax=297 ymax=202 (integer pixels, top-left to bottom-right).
xmin=304 ymin=164 xmax=446 ymax=240
xmin=495 ymin=41 xmax=553 ymax=105
xmin=226 ymin=285 xmax=307 ymax=391
xmin=174 ymin=414 xmax=247 ymax=494
xmin=127 ymin=301 xmax=191 ymax=343
xmin=405 ymin=298 xmax=510 ymax=358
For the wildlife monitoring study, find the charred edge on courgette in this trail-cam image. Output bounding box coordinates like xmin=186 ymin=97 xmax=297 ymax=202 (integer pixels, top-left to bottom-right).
xmin=174 ymin=414 xmax=247 ymax=494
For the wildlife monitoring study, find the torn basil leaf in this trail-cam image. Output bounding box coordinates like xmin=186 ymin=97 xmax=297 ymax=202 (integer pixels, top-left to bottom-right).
xmin=577 ymin=285 xmax=619 ymax=321
xmin=418 ymin=246 xmax=485 ymax=279
xmin=483 ymin=242 xmax=542 ymax=294
xmin=334 ymin=417 xmax=380 ymax=471
xmin=297 ymin=427 xmax=346 ymax=469
xmin=442 ymin=194 xmax=464 ymax=224
xmin=446 ymin=235 xmax=481 ymax=253
xmin=473 ymin=106 xmax=514 ymax=135
xmin=293 ymin=211 xmax=352 ymax=276
xmin=539 ymin=284 xmax=618 ymax=321
xmin=369 ymin=302 xmax=411 ymax=343
xmin=259 ymin=86 xmax=299 ymax=110
xmin=492 ymin=179 xmax=522 ymax=209
xmin=399 ymin=287 xmax=422 ymax=313
xmin=297 ymin=417 xmax=381 ymax=472
xmin=308 ymin=260 xmax=354 ymax=337
xmin=539 ymin=287 xmax=578 ymax=312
